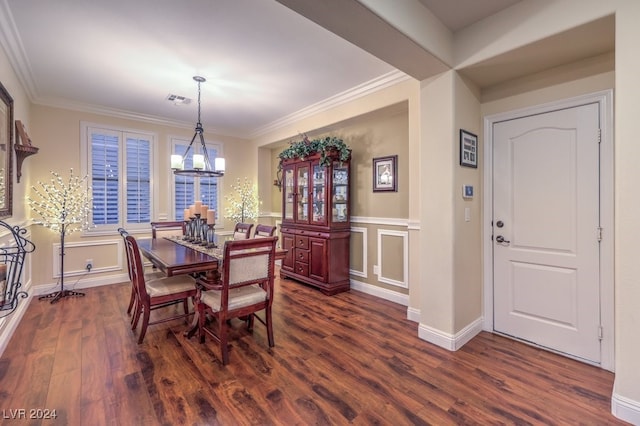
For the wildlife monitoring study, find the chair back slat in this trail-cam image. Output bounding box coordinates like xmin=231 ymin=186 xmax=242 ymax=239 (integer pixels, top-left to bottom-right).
xmin=124 ymin=235 xmax=150 ymax=301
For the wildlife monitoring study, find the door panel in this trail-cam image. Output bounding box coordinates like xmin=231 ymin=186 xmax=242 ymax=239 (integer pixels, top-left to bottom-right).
xmin=493 ymin=103 xmax=600 ymax=363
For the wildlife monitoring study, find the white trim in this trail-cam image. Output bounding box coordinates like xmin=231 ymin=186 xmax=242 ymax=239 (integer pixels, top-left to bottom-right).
xmin=349 ymin=226 xmax=368 ymax=278
xmin=407 ymin=306 xmax=420 ymax=323
xmin=483 ymin=90 xmax=615 ymax=371
xmin=32 ymin=273 xmax=130 ymax=297
xmin=349 ymin=278 xmax=408 ymax=306
xmin=377 ymin=229 xmax=408 ymax=288
xmin=418 ymin=317 xmax=483 ymax=351
xmin=352 ymin=215 xmax=409 ymax=227
xmin=611 ymin=391 xmax=640 ymax=425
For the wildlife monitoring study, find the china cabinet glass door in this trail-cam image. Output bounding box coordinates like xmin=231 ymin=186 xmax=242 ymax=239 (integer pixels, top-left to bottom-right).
xmin=296 ymin=164 xmax=309 ymax=223
xmin=283 ymin=168 xmax=294 ymax=220
xmin=332 ymin=162 xmax=349 ymax=223
xmin=311 ymin=163 xmax=326 ymax=224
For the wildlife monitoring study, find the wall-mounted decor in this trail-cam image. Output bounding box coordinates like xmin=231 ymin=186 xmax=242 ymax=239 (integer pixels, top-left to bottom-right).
xmin=460 ymin=129 xmax=478 ymax=168
xmin=373 ymin=155 xmax=397 ymax=192
xmin=14 ymin=120 xmax=39 ymax=183
xmin=0 ymin=82 xmax=13 ymax=218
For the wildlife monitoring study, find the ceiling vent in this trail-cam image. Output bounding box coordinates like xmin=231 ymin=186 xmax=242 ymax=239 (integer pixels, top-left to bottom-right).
xmin=166 ymin=94 xmax=191 ymax=105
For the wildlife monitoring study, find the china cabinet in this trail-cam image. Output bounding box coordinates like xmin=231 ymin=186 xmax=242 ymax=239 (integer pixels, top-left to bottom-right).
xmin=280 ymin=151 xmax=350 ymax=295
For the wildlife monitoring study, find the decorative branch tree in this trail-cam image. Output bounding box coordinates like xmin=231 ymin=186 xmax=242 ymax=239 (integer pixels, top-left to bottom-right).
xmin=29 ymin=169 xmax=93 ymax=303
xmin=224 ymin=177 xmax=260 ymax=224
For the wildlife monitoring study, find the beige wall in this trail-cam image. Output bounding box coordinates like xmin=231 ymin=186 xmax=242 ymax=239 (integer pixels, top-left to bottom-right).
xmin=452 ymin=74 xmax=482 ymax=331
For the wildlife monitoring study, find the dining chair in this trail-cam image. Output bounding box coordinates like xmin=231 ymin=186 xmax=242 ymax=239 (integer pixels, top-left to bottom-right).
xmin=233 ymin=223 xmax=253 ymax=240
xmin=124 ymin=234 xmax=197 ymax=344
xmin=197 ymin=236 xmax=278 ymax=365
xmin=151 ymin=221 xmax=186 ymax=239
xmin=118 ymin=228 xmax=165 ymax=316
xmin=253 ymin=224 xmax=276 ymax=238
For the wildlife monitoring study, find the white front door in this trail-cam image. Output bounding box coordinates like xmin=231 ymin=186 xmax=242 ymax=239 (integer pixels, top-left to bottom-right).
xmin=493 ymin=102 xmax=601 ymax=364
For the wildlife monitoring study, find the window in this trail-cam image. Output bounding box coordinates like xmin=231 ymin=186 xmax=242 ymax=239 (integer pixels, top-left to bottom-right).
xmin=82 ymin=123 xmax=155 ymax=233
xmin=172 ymin=138 xmax=222 ymax=221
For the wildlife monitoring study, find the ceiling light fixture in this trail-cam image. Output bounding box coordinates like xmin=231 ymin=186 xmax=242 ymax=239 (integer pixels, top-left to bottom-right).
xmin=171 ymin=76 xmax=225 ymax=178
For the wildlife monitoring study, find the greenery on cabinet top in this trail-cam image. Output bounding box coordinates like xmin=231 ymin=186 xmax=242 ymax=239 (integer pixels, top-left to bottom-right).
xmin=278 ymin=136 xmax=351 ymax=168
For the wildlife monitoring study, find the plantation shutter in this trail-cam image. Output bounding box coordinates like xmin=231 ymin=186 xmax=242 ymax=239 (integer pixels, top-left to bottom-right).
xmin=126 ymin=135 xmax=151 ymax=223
xmin=91 ymin=131 xmax=120 ymax=225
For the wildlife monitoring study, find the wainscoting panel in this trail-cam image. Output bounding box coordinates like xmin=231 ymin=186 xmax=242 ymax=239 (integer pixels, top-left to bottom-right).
xmin=377 ymin=229 xmax=408 ymax=288
xmin=52 ymin=238 xmax=122 ymax=278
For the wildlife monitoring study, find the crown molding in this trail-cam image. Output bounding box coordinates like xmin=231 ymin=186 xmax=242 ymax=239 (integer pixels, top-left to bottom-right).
xmin=248 ymin=70 xmax=410 ymax=139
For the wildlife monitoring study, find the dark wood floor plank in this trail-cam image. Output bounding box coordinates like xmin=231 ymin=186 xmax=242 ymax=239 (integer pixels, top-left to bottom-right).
xmin=0 ymin=271 xmax=627 ymax=425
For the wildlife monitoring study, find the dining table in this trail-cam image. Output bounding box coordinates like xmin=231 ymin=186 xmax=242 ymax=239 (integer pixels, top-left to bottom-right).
xmin=136 ymin=235 xmax=286 ymax=339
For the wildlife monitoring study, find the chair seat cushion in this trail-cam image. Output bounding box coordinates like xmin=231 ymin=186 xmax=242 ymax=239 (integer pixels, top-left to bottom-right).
xmin=146 ymin=275 xmax=196 ymax=297
xmin=144 ymin=270 xmax=165 ymax=281
xmin=201 ymin=284 xmax=266 ymax=312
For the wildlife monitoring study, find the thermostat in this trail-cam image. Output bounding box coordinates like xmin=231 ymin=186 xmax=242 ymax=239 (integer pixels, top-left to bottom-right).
xmin=462 ymin=185 xmax=473 ymax=199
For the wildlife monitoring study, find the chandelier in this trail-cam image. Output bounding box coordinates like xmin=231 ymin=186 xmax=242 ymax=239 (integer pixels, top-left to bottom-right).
xmin=171 ymin=76 xmax=225 ymax=177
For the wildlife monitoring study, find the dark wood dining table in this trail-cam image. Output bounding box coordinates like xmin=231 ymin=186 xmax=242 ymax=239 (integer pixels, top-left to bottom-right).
xmin=137 ymin=237 xmax=221 ymax=287
xmin=136 ymin=236 xmax=287 ymax=339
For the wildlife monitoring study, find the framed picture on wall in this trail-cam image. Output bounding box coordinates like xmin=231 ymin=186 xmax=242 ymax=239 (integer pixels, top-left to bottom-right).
xmin=460 ymin=129 xmax=478 ymax=168
xmin=373 ymin=155 xmax=397 ymax=192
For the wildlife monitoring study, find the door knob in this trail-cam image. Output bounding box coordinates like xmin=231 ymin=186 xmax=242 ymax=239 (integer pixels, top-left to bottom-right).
xmin=496 ymin=235 xmax=510 ymax=244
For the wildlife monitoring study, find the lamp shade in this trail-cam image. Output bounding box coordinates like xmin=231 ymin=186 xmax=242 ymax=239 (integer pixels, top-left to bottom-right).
xmin=171 ymin=155 xmax=183 ymax=170
xmin=192 ymin=154 xmax=205 ymax=170
xmin=214 ymin=157 xmax=225 ymax=173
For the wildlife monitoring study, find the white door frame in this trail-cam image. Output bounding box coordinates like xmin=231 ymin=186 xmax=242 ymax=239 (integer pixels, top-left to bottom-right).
xmin=482 ymin=90 xmax=614 ymax=371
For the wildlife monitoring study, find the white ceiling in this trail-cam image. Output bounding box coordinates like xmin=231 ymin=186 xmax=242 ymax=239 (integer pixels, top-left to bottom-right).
xmin=0 ymin=0 xmax=612 ymax=139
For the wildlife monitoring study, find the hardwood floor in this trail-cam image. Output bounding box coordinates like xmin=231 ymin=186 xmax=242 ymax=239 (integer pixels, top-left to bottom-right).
xmin=0 ymin=271 xmax=626 ymax=425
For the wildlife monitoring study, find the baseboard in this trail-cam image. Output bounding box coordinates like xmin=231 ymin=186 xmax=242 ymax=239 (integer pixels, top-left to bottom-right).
xmin=31 ymin=273 xmax=130 ymax=296
xmin=418 ymin=317 xmax=483 ymax=351
xmin=407 ymin=306 xmax=420 ymax=323
xmin=349 ymin=278 xmax=408 ymax=306
xmin=612 ymin=387 xmax=640 ymax=425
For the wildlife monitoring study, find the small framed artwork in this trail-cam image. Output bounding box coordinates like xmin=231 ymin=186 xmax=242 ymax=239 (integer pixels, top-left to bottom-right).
xmin=373 ymin=155 xmax=397 ymax=192
xmin=459 ymin=129 xmax=478 ymax=168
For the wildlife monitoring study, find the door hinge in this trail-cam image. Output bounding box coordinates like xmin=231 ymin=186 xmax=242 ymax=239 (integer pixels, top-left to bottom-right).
xmin=597 ymin=128 xmax=602 ymax=144
xmin=597 ymin=226 xmax=603 ymax=242
xmin=598 ymin=325 xmax=604 ymax=341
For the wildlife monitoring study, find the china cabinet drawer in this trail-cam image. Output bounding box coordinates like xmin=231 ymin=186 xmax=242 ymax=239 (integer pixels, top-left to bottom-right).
xmin=295 ymin=248 xmax=309 ymax=263
xmin=294 ymin=261 xmax=309 ymax=276
xmin=295 ymin=235 xmax=309 ymax=249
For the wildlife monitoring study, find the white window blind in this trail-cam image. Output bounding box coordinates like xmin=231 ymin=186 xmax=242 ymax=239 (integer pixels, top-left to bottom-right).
xmin=91 ymin=132 xmax=119 ymax=225
xmin=126 ymin=137 xmax=151 ymax=223
xmin=84 ymin=124 xmax=155 ymax=232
